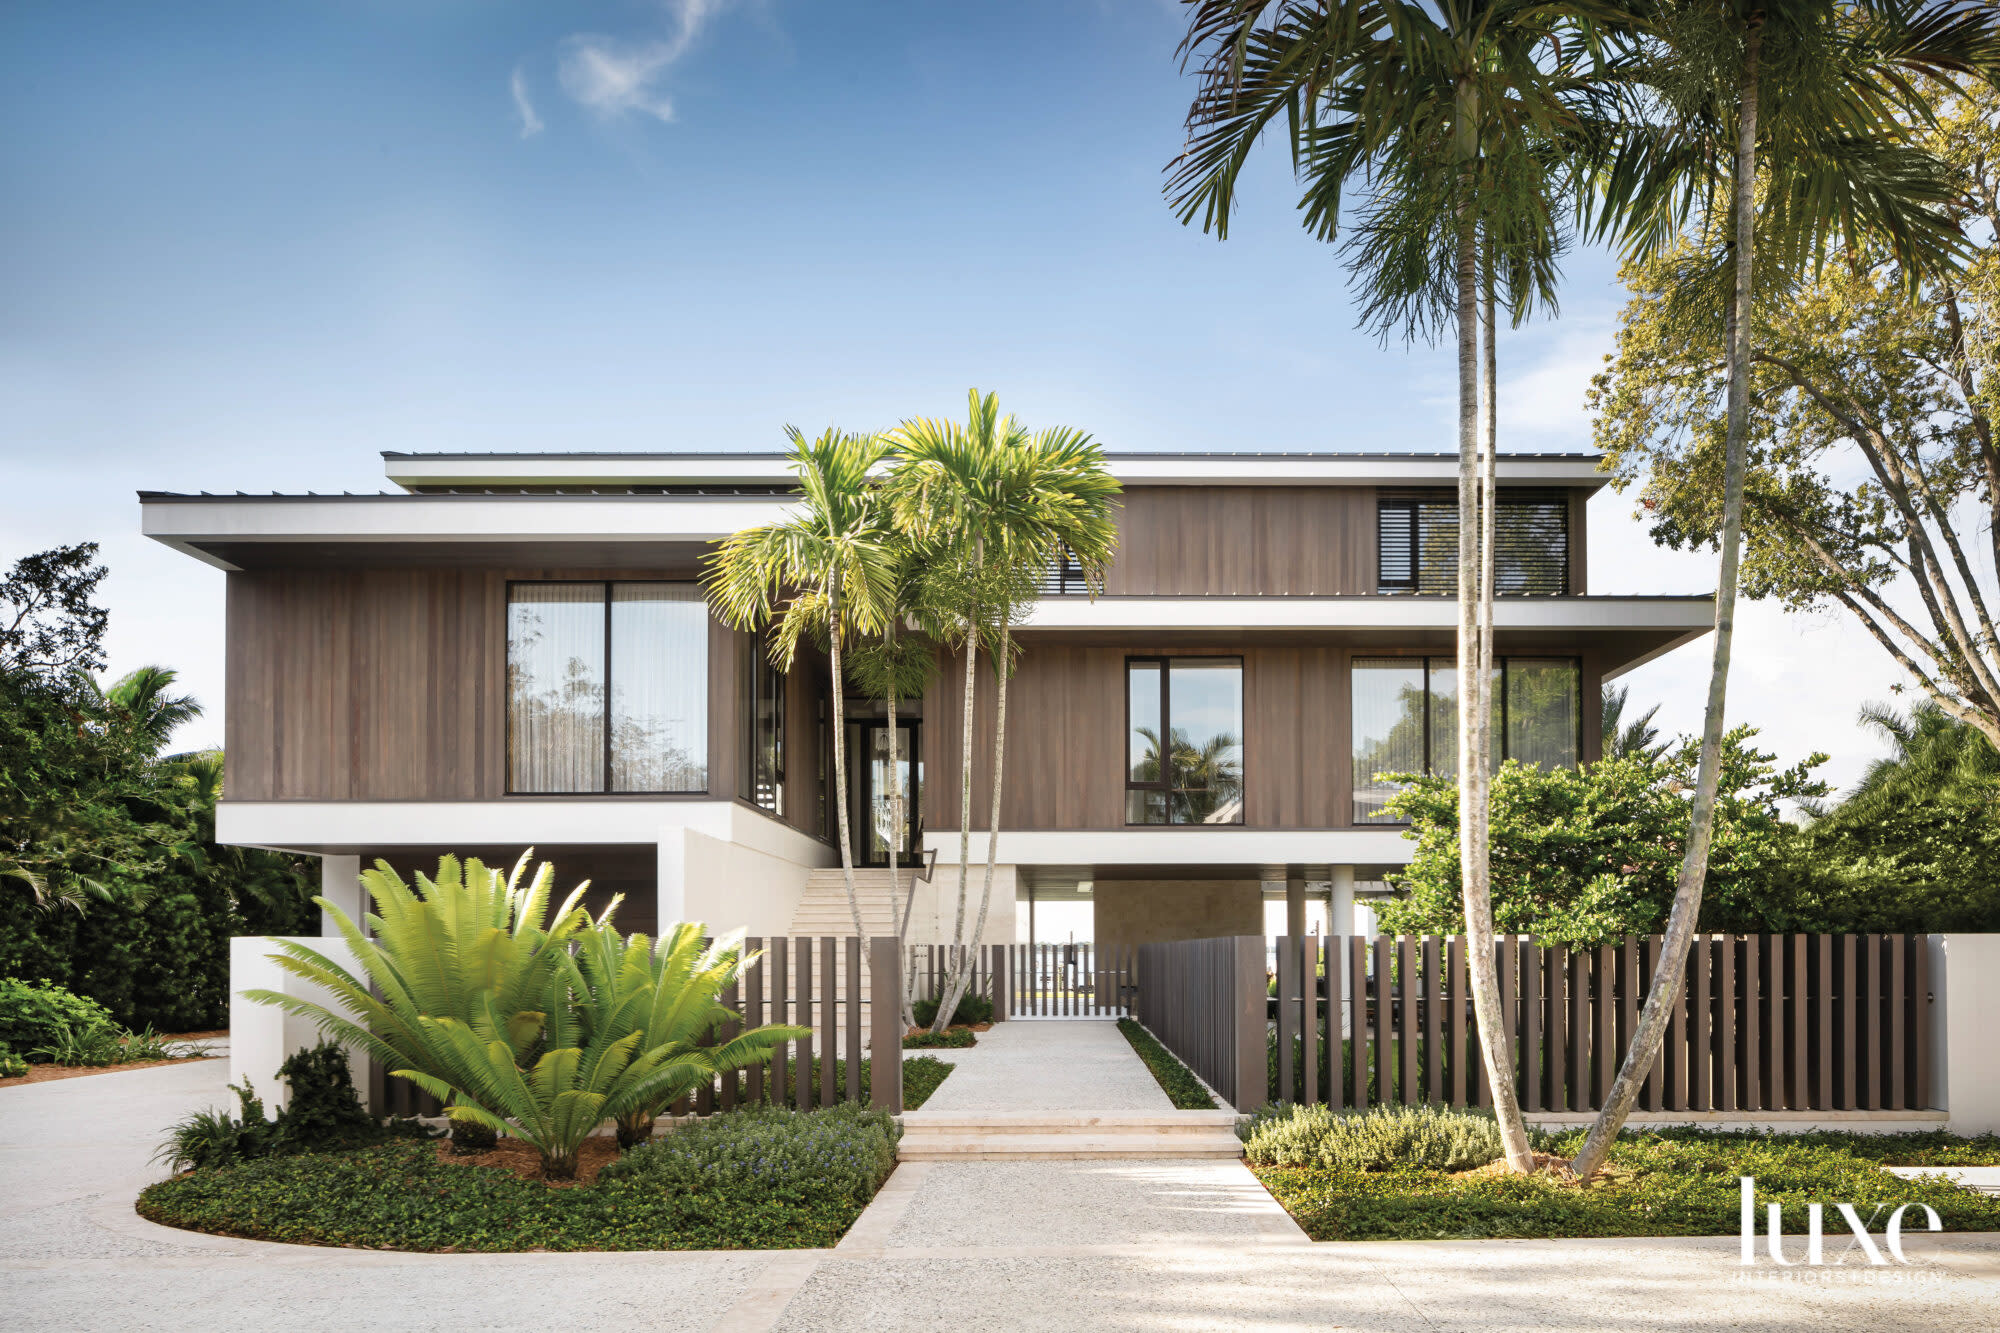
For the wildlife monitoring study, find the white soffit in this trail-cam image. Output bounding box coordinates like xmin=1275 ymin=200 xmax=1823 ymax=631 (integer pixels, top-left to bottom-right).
xmin=1021 ymin=596 xmax=1715 ymax=633
xmin=923 ymin=828 xmax=1417 ymax=867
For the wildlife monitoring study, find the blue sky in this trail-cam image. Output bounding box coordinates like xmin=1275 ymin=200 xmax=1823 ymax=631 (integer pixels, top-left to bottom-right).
xmin=0 ymin=0 xmax=1902 ymax=789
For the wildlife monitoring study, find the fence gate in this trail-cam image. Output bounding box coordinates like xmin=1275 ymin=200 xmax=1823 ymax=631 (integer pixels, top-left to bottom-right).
xmin=1006 ymin=942 xmax=1136 ymax=1018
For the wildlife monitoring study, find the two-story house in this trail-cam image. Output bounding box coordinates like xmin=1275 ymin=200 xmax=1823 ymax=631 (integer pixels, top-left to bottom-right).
xmin=139 ymin=449 xmax=1711 ymax=949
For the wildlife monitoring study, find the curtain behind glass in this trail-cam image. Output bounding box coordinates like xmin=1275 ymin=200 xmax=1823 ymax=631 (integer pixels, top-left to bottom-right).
xmin=610 ymin=584 xmax=708 ymax=792
xmin=1506 ymin=658 xmax=1579 ymax=769
xmin=1351 ymin=658 xmax=1424 ymax=821
xmin=508 ymin=584 xmax=606 ymax=792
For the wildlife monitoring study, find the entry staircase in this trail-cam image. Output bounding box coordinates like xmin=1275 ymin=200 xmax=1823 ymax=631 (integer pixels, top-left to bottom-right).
xmin=897 ymin=1110 xmax=1245 ymax=1160
xmin=785 ymin=867 xmax=904 ymax=939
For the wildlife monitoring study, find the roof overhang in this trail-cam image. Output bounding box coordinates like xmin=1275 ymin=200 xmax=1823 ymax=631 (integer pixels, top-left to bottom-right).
xmin=381 ymin=450 xmax=1611 ymax=491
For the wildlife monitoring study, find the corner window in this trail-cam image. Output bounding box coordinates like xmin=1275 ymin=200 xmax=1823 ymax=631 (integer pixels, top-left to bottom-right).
xmin=1126 ymin=657 xmax=1243 ymax=825
xmin=748 ymin=645 xmax=786 ymax=816
xmin=1378 ymin=491 xmax=1569 ymax=595
xmin=507 ymin=582 xmax=708 ymax=794
xmin=1350 ymin=656 xmax=1579 ymax=822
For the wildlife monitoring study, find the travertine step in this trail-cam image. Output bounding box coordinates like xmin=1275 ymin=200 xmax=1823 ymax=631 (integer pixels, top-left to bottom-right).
xmin=897 ymin=1111 xmax=1245 ymax=1160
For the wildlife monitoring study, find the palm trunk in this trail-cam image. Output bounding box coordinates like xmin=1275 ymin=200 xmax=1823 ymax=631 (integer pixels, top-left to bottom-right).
xmin=1571 ymin=24 xmax=1761 ymax=1181
xmin=944 ymin=616 xmax=979 ymax=1019
xmin=938 ymin=620 xmax=1009 ymax=1032
xmin=887 ymin=623 xmax=919 ymax=1030
xmin=1455 ymin=131 xmax=1534 ymax=1174
xmin=827 ymin=589 xmax=867 ymax=941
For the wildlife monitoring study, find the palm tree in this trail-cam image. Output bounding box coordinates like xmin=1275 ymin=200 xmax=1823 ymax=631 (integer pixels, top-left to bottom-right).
xmin=89 ymin=665 xmax=202 ymax=756
xmin=1570 ymin=0 xmax=2000 ymax=1180
xmin=1601 ymin=683 xmax=1665 ymax=760
xmin=705 ymin=427 xmax=898 ymax=941
xmin=1170 ymin=0 xmax=1616 ymax=1172
xmin=887 ymin=391 xmax=1120 ymax=1031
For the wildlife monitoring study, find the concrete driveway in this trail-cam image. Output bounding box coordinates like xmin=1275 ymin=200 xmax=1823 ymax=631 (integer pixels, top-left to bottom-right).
xmin=6 ymin=1055 xmax=2000 ymax=1331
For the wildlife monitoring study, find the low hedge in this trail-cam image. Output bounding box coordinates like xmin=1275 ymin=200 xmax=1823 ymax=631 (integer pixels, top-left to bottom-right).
xmin=1246 ymin=1103 xmax=1505 ymax=1172
xmin=913 ymin=994 xmax=993 ymax=1028
xmin=903 ymin=1027 xmax=975 ymax=1049
xmin=742 ymin=1054 xmax=953 ymax=1111
xmin=1256 ymin=1126 xmax=2000 ymax=1242
xmin=1116 ymin=1017 xmax=1217 ymax=1110
xmin=603 ymin=1103 xmax=897 ymax=1201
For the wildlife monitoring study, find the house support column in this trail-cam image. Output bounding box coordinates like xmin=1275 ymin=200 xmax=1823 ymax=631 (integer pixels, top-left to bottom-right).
xmin=319 ymin=855 xmax=363 ymax=936
xmin=655 ymin=830 xmax=687 ymax=929
xmin=1330 ymin=865 xmax=1356 ymax=938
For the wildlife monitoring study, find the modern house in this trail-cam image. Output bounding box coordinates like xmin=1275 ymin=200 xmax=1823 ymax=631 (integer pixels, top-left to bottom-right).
xmin=140 ymin=449 xmax=1712 ymax=950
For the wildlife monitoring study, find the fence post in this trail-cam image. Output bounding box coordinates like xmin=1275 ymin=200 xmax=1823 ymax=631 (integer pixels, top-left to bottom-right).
xmin=990 ymin=943 xmax=1010 ymax=1021
xmin=870 ymin=936 xmax=904 ymax=1113
xmin=1232 ymin=935 xmax=1265 ymax=1113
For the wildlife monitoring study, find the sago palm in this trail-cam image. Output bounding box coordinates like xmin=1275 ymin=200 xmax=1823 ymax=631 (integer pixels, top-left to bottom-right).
xmin=244 ymin=851 xmax=602 ymax=1151
xmin=887 ymin=390 xmax=1120 ymax=1031
xmin=705 ymin=427 xmax=898 ymax=939
xmin=1570 ymin=0 xmax=2000 ymax=1179
xmin=571 ymin=921 xmax=806 ymax=1147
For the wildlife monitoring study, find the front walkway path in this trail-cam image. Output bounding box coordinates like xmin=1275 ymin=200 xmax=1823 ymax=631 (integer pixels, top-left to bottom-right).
xmin=8 ymin=1049 xmax=2000 ymax=1331
xmin=917 ymin=1019 xmax=1172 ymax=1112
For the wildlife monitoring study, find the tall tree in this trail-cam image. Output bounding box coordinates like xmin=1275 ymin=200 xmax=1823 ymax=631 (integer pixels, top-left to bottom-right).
xmin=705 ymin=428 xmax=897 ymax=940
xmin=888 ymin=391 xmax=1119 ymax=1032
xmin=1170 ymin=0 xmax=1615 ymax=1171
xmin=87 ymin=666 xmax=202 ymax=757
xmin=1601 ymin=682 xmax=1665 ymax=759
xmin=1593 ymin=85 xmax=2000 ymax=751
xmin=0 ymin=543 xmax=108 ymax=677
xmin=1571 ymin=0 xmax=2000 ymax=1180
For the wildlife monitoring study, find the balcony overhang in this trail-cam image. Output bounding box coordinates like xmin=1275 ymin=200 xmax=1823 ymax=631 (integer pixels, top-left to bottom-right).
xmin=922 ymin=828 xmax=1416 ymax=868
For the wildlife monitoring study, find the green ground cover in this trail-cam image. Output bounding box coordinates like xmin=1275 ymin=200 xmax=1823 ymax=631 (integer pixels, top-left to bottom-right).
xmin=1117 ymin=1017 xmax=1218 ymax=1110
xmin=1254 ymin=1125 xmax=2000 ymax=1242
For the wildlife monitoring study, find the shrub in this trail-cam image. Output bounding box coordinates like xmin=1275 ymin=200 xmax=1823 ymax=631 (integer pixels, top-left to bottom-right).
xmin=1244 ymin=1103 xmax=1505 ymax=1172
xmin=739 ymin=1053 xmax=954 ymax=1111
xmin=903 ymin=1027 xmax=975 ymax=1049
xmin=913 ymin=994 xmax=993 ymax=1028
xmin=1116 ymin=1017 xmax=1217 ymax=1109
xmin=156 ymin=1042 xmax=429 ymax=1172
xmin=1 ymin=1047 xmax=26 ymax=1078
xmin=603 ymin=1102 xmax=899 ymax=1201
xmin=0 ymin=977 xmax=114 ymax=1060
xmin=158 ymin=1081 xmax=280 ymax=1173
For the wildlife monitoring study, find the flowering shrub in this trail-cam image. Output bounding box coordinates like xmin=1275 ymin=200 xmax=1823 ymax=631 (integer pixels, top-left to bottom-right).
xmin=600 ymin=1102 xmax=899 ymax=1201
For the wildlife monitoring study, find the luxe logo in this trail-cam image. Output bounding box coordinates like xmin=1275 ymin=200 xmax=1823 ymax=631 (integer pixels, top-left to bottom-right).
xmin=1739 ymin=1176 xmax=1942 ymax=1266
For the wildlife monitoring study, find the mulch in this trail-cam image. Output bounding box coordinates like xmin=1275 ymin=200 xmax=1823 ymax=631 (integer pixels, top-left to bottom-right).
xmin=436 ymin=1135 xmax=622 ymax=1187
xmin=0 ymin=1030 xmax=225 ymax=1090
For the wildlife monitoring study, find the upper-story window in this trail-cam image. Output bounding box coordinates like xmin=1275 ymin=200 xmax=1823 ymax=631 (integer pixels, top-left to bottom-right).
xmin=748 ymin=645 xmax=786 ymax=816
xmin=1377 ymin=491 xmax=1569 ymax=595
xmin=1350 ymin=656 xmax=1580 ymax=822
xmin=506 ymin=582 xmax=708 ymax=794
xmin=1126 ymin=656 xmax=1244 ymax=824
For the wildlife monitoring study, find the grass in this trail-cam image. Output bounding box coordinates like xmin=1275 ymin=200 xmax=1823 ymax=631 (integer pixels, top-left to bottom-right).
xmin=1117 ymin=1017 xmax=1218 ymax=1110
xmin=1255 ymin=1126 xmax=2000 ymax=1242
xmin=138 ymin=1138 xmax=869 ymax=1251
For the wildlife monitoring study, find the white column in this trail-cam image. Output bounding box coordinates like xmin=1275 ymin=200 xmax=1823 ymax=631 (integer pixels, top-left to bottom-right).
xmin=1937 ymin=934 xmax=2000 ymax=1134
xmin=1330 ymin=864 xmax=1356 ymax=938
xmin=318 ymin=854 xmax=364 ymax=936
xmin=655 ymin=829 xmax=687 ymax=928
xmin=231 ymin=934 xmax=365 ymax=1111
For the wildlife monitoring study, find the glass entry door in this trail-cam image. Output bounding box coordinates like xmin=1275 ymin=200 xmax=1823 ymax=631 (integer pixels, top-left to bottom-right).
xmin=849 ymin=720 xmax=919 ymax=867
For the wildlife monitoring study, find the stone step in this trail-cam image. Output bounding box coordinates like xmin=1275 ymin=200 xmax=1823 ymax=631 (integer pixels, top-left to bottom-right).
xmin=900 ymin=1111 xmax=1241 ymax=1136
xmin=897 ymin=1132 xmax=1245 ymax=1161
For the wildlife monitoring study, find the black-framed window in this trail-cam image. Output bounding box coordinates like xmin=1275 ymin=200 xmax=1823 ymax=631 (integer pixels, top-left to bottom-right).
xmin=1126 ymin=656 xmax=1244 ymax=825
xmin=1350 ymin=656 xmax=1580 ymax=822
xmin=748 ymin=643 xmax=786 ymax=816
xmin=506 ymin=582 xmax=709 ymax=794
xmin=1377 ymin=490 xmax=1569 ymax=595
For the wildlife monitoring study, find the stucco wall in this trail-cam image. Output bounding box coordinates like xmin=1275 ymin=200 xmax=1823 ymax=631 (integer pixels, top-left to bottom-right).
xmin=1091 ymin=879 xmax=1262 ymax=950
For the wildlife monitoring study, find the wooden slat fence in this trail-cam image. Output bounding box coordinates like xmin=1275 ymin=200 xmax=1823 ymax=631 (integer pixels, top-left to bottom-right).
xmin=1001 ymin=942 xmax=1137 ymax=1018
xmin=1222 ymin=933 xmax=1936 ymax=1113
xmin=1134 ymin=936 xmax=1264 ymax=1109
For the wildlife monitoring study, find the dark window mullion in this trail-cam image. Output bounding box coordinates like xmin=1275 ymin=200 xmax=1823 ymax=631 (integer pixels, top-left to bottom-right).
xmin=602 ymin=581 xmax=614 ymax=793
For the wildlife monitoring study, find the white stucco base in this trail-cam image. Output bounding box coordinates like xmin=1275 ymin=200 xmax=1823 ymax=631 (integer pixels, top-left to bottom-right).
xmin=229 ymin=934 xmax=366 ymax=1111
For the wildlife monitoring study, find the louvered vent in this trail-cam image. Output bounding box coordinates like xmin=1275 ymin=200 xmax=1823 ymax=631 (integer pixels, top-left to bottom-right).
xmin=1377 ymin=490 xmax=1568 ymax=595
xmin=1038 ymin=549 xmax=1089 ymax=595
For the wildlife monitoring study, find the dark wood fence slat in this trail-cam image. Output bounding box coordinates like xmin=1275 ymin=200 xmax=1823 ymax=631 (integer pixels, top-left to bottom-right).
xmin=1548 ymin=944 xmax=1568 ymax=1112
xmin=1277 ymin=935 xmax=1297 ymax=1103
xmin=845 ymin=935 xmax=863 ymax=1104
xmin=1913 ymin=935 xmax=1932 ymax=1110
xmin=1595 ymin=944 xmax=1614 ymax=1111
xmin=1692 ymin=936 xmax=1711 ymax=1111
xmin=1376 ymin=935 xmax=1394 ymax=1107
xmin=1302 ymin=936 xmax=1320 ymax=1107
xmin=1743 ymin=935 xmax=1761 ymax=1113
xmin=1523 ymin=937 xmax=1542 ymax=1112
xmin=1890 ymin=933 xmax=1906 ymax=1110
xmin=1351 ymin=935 xmax=1369 ymax=1111
xmin=1450 ymin=936 xmax=1469 ymax=1107
xmin=1423 ymin=936 xmax=1443 ymax=1104
xmin=820 ymin=936 xmax=838 ymax=1108
xmin=795 ymin=938 xmax=814 ymax=1111
xmin=1399 ymin=936 xmax=1418 ymax=1105
xmin=1841 ymin=934 xmax=1859 ymax=1112
xmin=1644 ymin=936 xmax=1665 ymax=1111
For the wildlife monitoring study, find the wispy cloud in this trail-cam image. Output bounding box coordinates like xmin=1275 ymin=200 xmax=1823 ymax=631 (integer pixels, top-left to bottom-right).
xmin=556 ymin=0 xmax=730 ymax=125
xmin=510 ymin=66 xmax=544 ymax=138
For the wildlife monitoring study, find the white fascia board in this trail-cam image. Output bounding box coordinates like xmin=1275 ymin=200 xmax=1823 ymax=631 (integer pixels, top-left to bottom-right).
xmin=381 ymin=452 xmax=1607 ymax=490
xmin=1022 ymin=596 xmax=1714 ymax=633
xmin=921 ymin=828 xmax=1415 ymax=867
xmin=141 ymin=495 xmax=798 ymax=553
xmin=217 ymin=800 xmax=832 ymax=867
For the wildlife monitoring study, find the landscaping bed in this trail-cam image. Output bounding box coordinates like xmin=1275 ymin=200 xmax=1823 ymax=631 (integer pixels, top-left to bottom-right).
xmin=141 ymin=1100 xmax=904 ymax=1252
xmin=1117 ymin=1017 xmax=1218 ymax=1109
xmin=1250 ymin=1119 xmax=2000 ymax=1242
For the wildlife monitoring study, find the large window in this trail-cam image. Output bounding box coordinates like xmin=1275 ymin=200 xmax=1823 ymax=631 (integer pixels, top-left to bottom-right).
xmin=1350 ymin=656 xmax=1579 ymax=821
xmin=1126 ymin=657 xmax=1244 ymax=825
xmin=507 ymin=582 xmax=708 ymax=794
xmin=1377 ymin=491 xmax=1569 ymax=595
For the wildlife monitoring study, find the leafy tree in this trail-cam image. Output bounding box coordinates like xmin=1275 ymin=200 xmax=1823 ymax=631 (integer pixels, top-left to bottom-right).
xmin=0 ymin=543 xmax=108 ymax=676
xmin=1595 ymin=85 xmax=2000 ymax=752
xmin=1374 ymin=728 xmax=1829 ymax=946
